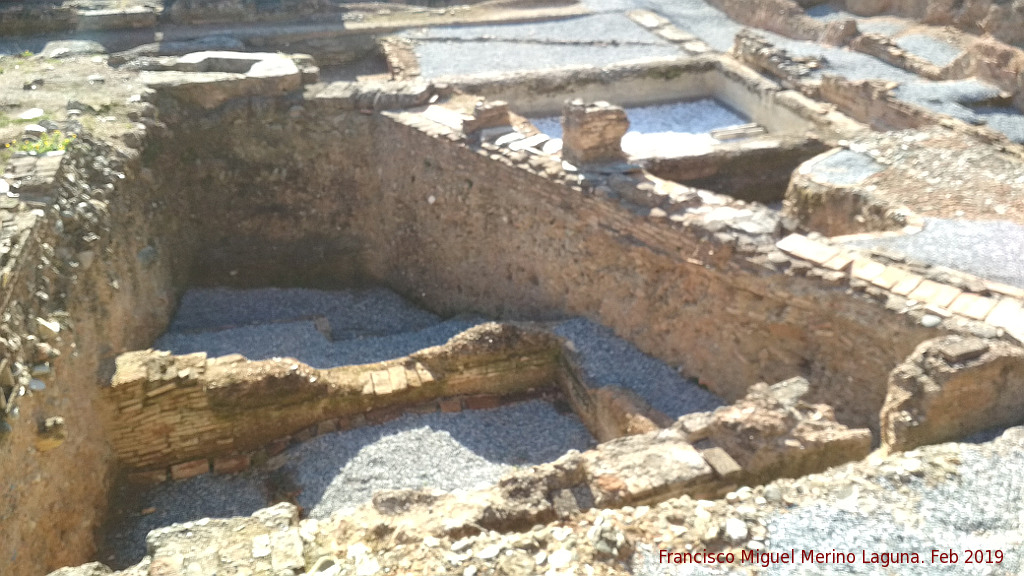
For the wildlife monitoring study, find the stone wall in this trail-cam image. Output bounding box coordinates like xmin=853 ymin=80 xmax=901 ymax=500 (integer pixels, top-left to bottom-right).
xmin=881 ymin=336 xmax=1024 ymax=451
xmin=0 ymin=135 xmax=190 ymax=575
xmin=105 ymin=323 xmax=564 ymax=474
xmin=362 ymin=112 xmax=939 ymax=433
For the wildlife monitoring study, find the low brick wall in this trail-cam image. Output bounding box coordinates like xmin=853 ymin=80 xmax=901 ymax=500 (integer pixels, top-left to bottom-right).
xmin=105 ymin=323 xmax=566 ymax=474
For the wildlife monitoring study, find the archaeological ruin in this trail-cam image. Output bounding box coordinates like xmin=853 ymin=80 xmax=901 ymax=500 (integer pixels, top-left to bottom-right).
xmin=1 ymin=0 xmax=1023 ymax=574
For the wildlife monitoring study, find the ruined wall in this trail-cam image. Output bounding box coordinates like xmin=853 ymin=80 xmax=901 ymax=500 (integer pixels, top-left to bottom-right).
xmin=147 ymin=93 xmax=382 ymax=287
xmin=138 ymin=81 xmax=948 ymax=434
xmin=105 ymin=323 xmax=563 ymax=474
xmin=358 ymin=114 xmax=939 ymax=432
xmin=0 ymin=136 xmax=191 ymax=575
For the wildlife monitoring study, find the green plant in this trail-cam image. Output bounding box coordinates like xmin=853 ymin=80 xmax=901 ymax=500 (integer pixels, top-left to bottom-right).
xmin=19 ymin=50 xmax=32 ymax=59
xmin=4 ymin=131 xmax=76 ymax=155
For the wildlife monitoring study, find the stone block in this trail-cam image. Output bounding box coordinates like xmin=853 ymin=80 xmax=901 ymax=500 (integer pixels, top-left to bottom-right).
xmin=882 ymin=337 xmax=1024 ymax=451
xmin=850 ymin=258 xmax=886 ymax=282
xmin=775 ymin=234 xmax=839 ymax=264
xmin=869 ymin=265 xmax=911 ymax=290
xmin=908 ymin=280 xmax=961 ymax=309
xmin=371 ymin=370 xmax=393 ymax=395
xmin=213 ymin=454 xmax=251 ymax=474
xmin=170 ymin=458 xmax=209 ymax=480
xmin=986 ymin=298 xmax=1024 ymax=332
xmin=561 ymin=100 xmax=629 ymax=166
xmin=890 ymin=272 xmax=924 ymax=296
xmin=439 ymin=397 xmax=463 ymax=413
xmin=463 ymin=395 xmax=501 ymax=411
xmin=701 ymin=447 xmax=742 ymax=479
xmin=821 ymin=251 xmax=855 ymax=271
xmin=949 ymin=293 xmax=997 ymax=320
xmin=936 ymin=338 xmax=990 ymax=364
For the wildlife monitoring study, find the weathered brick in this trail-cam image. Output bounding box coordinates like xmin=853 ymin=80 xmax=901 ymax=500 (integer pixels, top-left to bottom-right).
xmin=126 ymin=469 xmax=168 ymax=485
xmin=439 ymin=397 xmax=463 ymax=413
xmin=464 ymin=395 xmax=502 ymax=411
xmin=821 ymin=252 xmax=855 ymax=271
xmin=292 ymin=425 xmax=317 ymax=443
xmin=365 ymin=406 xmax=403 ymax=424
xmin=170 ymin=458 xmax=209 ymax=480
xmin=316 ymin=420 xmax=337 ymax=435
xmin=775 ymin=234 xmax=839 ymax=264
xmin=850 ymin=259 xmax=886 ymax=282
xmin=890 ymin=273 xmax=924 ymax=296
xmin=948 ymin=293 xmax=997 ymax=321
xmin=371 ymin=369 xmax=393 ymax=395
xmin=387 ymin=365 xmax=408 ymax=393
xmin=985 ymin=298 xmax=1024 ymax=329
xmin=869 ymin=265 xmax=911 ymax=290
xmin=213 ymin=454 xmax=251 ymax=474
xmin=701 ymin=447 xmax=742 ymax=479
xmin=908 ymin=280 xmax=962 ymax=309
xmin=265 ymin=438 xmax=289 ymax=456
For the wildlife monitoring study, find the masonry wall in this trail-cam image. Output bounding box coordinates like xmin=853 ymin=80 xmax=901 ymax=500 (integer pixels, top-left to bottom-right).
xmin=0 ymin=137 xmax=190 ymax=575
xmin=357 ymin=114 xmax=940 ymax=432
xmin=141 ymin=86 xmax=948 ymax=433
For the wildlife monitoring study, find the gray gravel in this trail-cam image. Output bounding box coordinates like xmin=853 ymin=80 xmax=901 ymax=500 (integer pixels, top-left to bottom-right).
xmin=285 ymin=400 xmax=594 ymax=519
xmin=156 ymin=316 xmax=485 ymax=368
xmin=894 ymin=79 xmax=1004 ymax=123
xmin=640 ymin=0 xmax=745 ymax=52
xmin=102 ymin=473 xmax=267 ymax=569
xmin=845 ymin=218 xmax=1024 ymax=289
xmin=553 ymin=318 xmax=723 ymax=420
xmin=531 ymin=99 xmax=749 ymax=140
xmin=972 ymin=107 xmax=1024 ymax=144
xmin=765 ymin=443 xmax=1024 ymax=575
xmin=415 ymin=39 xmax=679 ymax=79
xmin=408 ymin=12 xmax=670 ymax=45
xmin=805 ymin=149 xmax=884 ymax=186
xmin=167 ymin=286 xmax=440 ymax=339
xmin=895 ymin=34 xmax=964 ymax=68
xmin=102 ymin=401 xmax=593 ymax=567
xmin=408 ymin=12 xmax=680 ymax=79
xmin=804 ymin=6 xmax=910 ymax=36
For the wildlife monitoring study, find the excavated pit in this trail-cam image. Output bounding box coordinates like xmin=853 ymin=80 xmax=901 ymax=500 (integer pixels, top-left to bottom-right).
xmin=3 ymin=2 xmax=1024 ymax=575
xmin=98 ymin=286 xmax=725 ymax=567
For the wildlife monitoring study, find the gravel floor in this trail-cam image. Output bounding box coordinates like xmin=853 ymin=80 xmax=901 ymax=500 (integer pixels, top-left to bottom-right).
xmin=895 ymin=34 xmax=964 ymax=68
xmin=167 ymin=287 xmax=440 ymax=339
xmin=765 ymin=443 xmax=1024 ymax=575
xmin=102 ymin=473 xmax=267 ymax=569
xmin=640 ymin=0 xmax=745 ymax=52
xmin=108 ymin=288 xmax=723 ymax=568
xmin=804 ymin=6 xmax=911 ymax=36
xmin=408 ymin=13 xmax=680 ymax=79
xmin=805 ymin=149 xmax=884 ymax=186
xmin=553 ymin=318 xmax=723 ymax=420
xmin=971 ymin=107 xmax=1024 ymax=144
xmin=285 ymin=400 xmax=594 ymax=519
xmin=102 ymin=401 xmax=594 ymax=567
xmin=156 ymin=316 xmax=485 ymax=368
xmin=845 ymin=218 xmax=1024 ymax=289
xmin=531 ymin=99 xmax=750 ymax=158
xmin=632 ymin=434 xmax=1024 ymax=575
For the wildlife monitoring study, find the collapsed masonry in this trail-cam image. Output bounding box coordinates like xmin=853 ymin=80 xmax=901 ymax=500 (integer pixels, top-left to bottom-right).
xmin=0 ymin=0 xmax=1023 ymax=575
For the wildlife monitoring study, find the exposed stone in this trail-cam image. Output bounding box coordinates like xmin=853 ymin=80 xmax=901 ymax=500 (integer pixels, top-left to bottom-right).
xmin=560 ymin=100 xmax=629 ymax=166
xmin=882 ymin=337 xmax=1024 ymax=451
